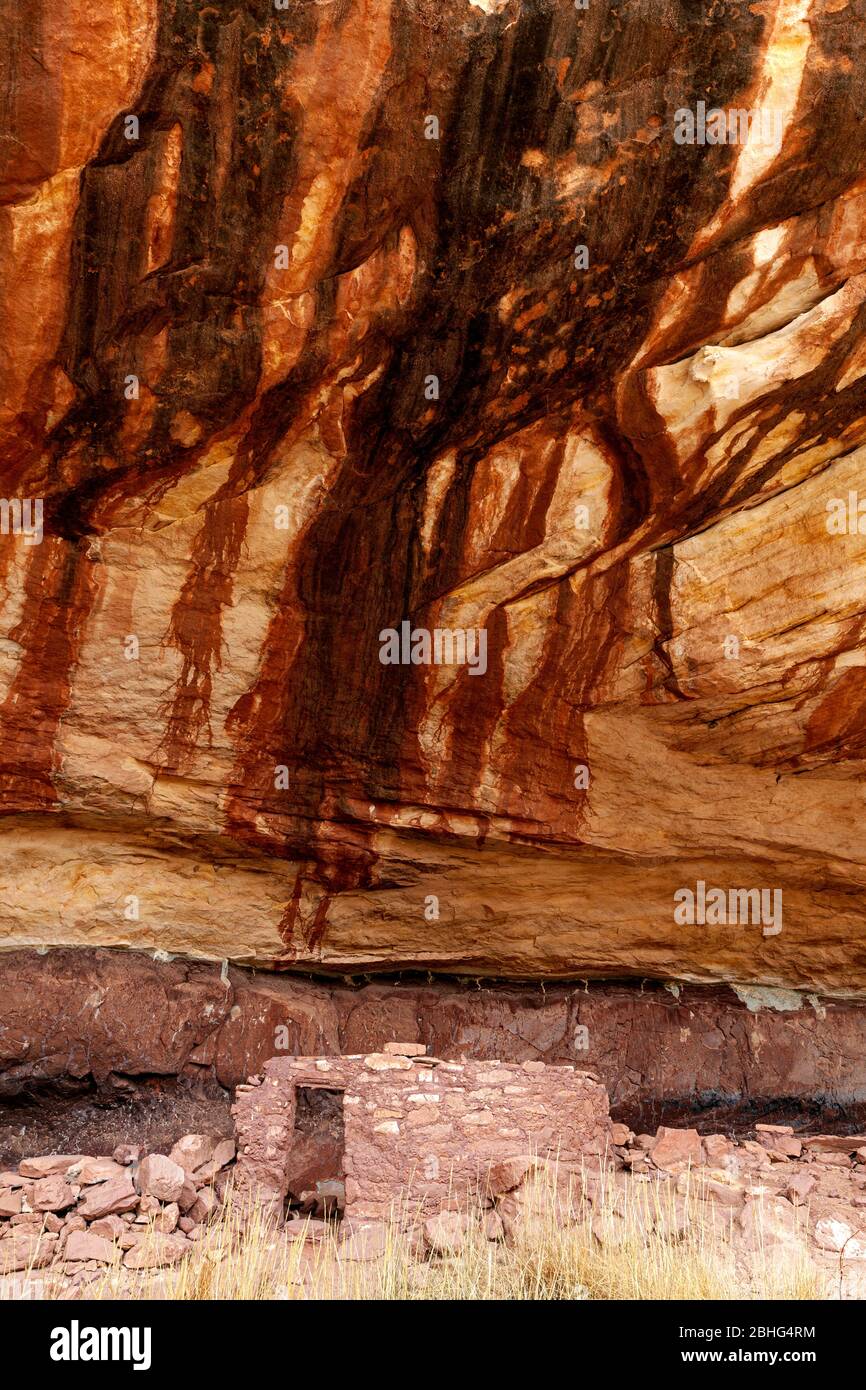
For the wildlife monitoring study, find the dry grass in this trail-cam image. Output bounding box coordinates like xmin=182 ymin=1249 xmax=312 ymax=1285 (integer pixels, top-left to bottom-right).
xmin=16 ymin=1165 xmax=825 ymax=1302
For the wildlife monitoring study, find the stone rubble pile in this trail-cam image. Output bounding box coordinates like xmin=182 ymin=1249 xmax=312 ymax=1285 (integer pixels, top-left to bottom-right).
xmin=609 ymin=1119 xmax=866 ymax=1198
xmin=0 ymin=1134 xmax=236 ymax=1282
xmin=607 ymin=1120 xmax=866 ymax=1291
xmin=6 ymin=1109 xmax=866 ymax=1298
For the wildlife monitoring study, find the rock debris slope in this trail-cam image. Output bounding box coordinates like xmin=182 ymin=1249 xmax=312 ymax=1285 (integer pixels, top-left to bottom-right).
xmin=1 ymin=0 xmax=866 ymax=991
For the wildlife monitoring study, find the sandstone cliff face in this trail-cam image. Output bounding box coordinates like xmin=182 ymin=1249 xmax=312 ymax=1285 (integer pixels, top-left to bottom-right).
xmin=1 ymin=0 xmax=866 ymax=992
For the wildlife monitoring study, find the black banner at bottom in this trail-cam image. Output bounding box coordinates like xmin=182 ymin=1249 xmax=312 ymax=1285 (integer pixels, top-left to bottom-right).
xmin=2 ymin=1296 xmax=854 ymax=1376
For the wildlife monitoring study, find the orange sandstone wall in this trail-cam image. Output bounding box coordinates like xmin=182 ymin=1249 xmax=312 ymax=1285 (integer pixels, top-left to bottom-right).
xmin=1 ymin=2 xmax=866 ymax=994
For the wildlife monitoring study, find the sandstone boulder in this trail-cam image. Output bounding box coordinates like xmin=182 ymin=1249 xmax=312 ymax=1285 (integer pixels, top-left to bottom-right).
xmin=285 ymin=1217 xmax=329 ymax=1244
xmin=188 ymin=1189 xmax=219 ymax=1225
xmin=784 ymin=1174 xmax=816 ymax=1207
xmin=193 ymin=1139 xmax=236 ymax=1182
xmin=649 ymin=1128 xmax=703 ymax=1174
xmin=77 ymin=1177 xmax=139 ymax=1221
xmin=423 ymin=1211 xmax=473 ymax=1254
xmin=177 ymin=1179 xmax=199 ymax=1215
xmin=0 ymin=1233 xmax=56 ymax=1273
xmin=484 ymin=1157 xmax=534 ymax=1197
xmin=123 ymin=1233 xmax=190 ymax=1270
xmin=18 ymin=1157 xmax=86 ymax=1180
xmin=339 ymin=1221 xmax=387 ymax=1262
xmin=88 ymin=1215 xmax=126 ymax=1240
xmin=0 ymin=1173 xmax=31 ymax=1190
xmin=814 ymin=1217 xmax=866 ymax=1258
xmin=31 ymin=1177 xmax=75 ymax=1213
xmin=72 ymin=1158 xmax=126 ymax=1185
xmin=738 ymin=1196 xmax=803 ymax=1254
xmin=0 ymin=1190 xmax=22 ymax=1217
xmin=135 ymin=1155 xmax=186 ymax=1204
xmin=169 ymin=1135 xmax=216 ymax=1174
xmin=154 ymin=1203 xmax=180 ymax=1235
xmin=64 ymin=1231 xmax=118 ymax=1265
xmin=803 ymin=1135 xmax=866 ymax=1155
xmin=113 ymin=1145 xmax=143 ymax=1166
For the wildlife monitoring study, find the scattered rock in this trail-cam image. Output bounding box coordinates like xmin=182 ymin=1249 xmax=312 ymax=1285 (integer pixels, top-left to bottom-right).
xmin=802 ymin=1135 xmax=866 ymax=1155
xmin=755 ymin=1130 xmax=802 ymax=1159
xmin=112 ymin=1145 xmax=143 ymax=1166
xmin=686 ymin=1169 xmax=745 ymax=1208
xmin=64 ymin=1231 xmax=118 ymax=1265
xmin=339 ymin=1220 xmax=387 ymax=1261
xmin=123 ymin=1233 xmax=191 ymax=1270
xmin=0 ymin=1190 xmax=22 ymax=1217
xmin=738 ymin=1196 xmax=803 ymax=1253
xmin=136 ymin=1154 xmax=186 ymax=1204
xmin=18 ymin=1156 xmax=87 ymax=1180
xmin=89 ymin=1216 xmax=126 ymax=1240
xmin=0 ymin=1232 xmax=56 ymax=1272
xmin=214 ymin=1169 xmax=233 ymax=1202
xmin=649 ymin=1127 xmax=703 ymax=1173
xmin=424 ymin=1210 xmax=472 ymax=1253
xmin=9 ymin=1110 xmax=866 ymax=1303
xmin=73 ymin=1158 xmax=126 ymax=1185
xmin=188 ymin=1188 xmax=219 ymax=1225
xmin=496 ymin=1168 xmax=578 ymax=1236
xmin=285 ymin=1217 xmax=329 ymax=1243
xmin=654 ymin=1196 xmax=691 ymax=1241
xmin=169 ymin=1135 xmax=216 ymax=1175
xmin=192 ymin=1140 xmax=236 ymax=1183
xmin=703 ymin=1135 xmax=734 ymax=1163
xmin=485 ymin=1157 xmax=533 ymax=1196
xmin=0 ymin=1173 xmax=31 ymax=1190
xmin=77 ymin=1177 xmax=139 ymax=1221
xmin=154 ymin=1203 xmax=180 ymax=1235
xmin=482 ymin=1209 xmax=505 ymax=1241
xmin=31 ymin=1177 xmax=76 ymax=1213
xmin=784 ymin=1173 xmax=816 ymax=1206
xmin=814 ymin=1217 xmax=866 ymax=1258
xmin=177 ymin=1179 xmax=198 ymax=1214
xmin=591 ymin=1212 xmax=630 ymax=1248
xmin=738 ymin=1140 xmax=773 ymax=1167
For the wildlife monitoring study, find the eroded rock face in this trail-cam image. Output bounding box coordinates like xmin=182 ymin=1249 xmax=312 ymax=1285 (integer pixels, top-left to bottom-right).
xmin=1 ymin=2 xmax=866 ymax=989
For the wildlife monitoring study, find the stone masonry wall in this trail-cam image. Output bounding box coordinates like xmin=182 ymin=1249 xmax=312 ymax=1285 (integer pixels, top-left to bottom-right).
xmin=233 ymin=1048 xmax=610 ymax=1220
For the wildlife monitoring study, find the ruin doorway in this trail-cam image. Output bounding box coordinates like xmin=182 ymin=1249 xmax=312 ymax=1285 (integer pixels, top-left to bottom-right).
xmin=284 ymin=1086 xmax=346 ymax=1217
